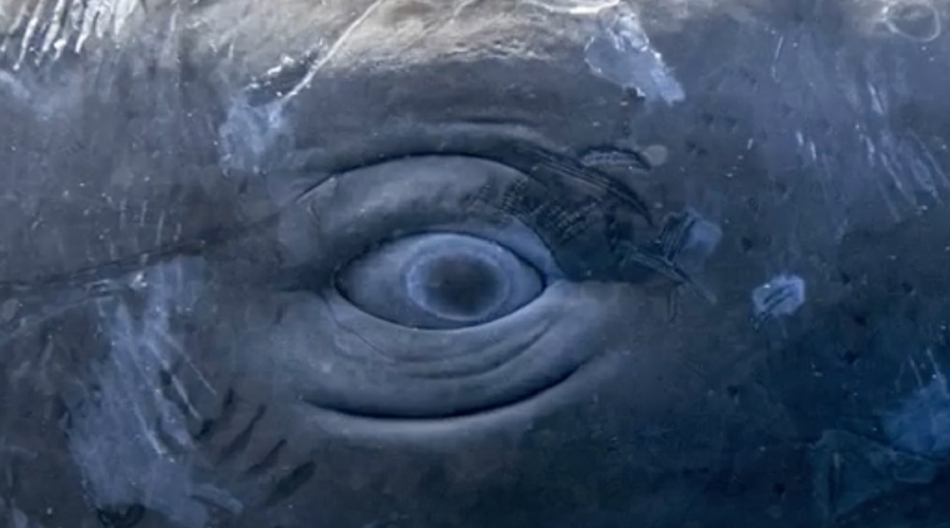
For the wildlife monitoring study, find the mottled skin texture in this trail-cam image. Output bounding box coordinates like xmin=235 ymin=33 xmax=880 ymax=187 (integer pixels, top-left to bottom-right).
xmin=1 ymin=0 xmax=950 ymax=527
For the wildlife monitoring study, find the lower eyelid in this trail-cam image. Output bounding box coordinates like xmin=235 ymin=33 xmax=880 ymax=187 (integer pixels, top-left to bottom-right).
xmin=321 ymin=286 xmax=553 ymax=366
xmin=267 ymin=282 xmax=607 ymax=419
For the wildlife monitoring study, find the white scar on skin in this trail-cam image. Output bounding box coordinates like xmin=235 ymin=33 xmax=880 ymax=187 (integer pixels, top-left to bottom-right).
xmin=583 ymin=2 xmax=685 ymax=104
xmin=522 ymin=0 xmax=621 ymax=15
xmin=280 ymin=0 xmax=388 ymax=104
xmin=1 ymin=0 xmax=150 ymax=69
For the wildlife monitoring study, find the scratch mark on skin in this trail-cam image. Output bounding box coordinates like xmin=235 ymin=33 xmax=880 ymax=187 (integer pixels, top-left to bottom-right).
xmin=868 ymin=129 xmax=950 ymax=216
xmin=26 ymin=336 xmax=57 ymax=397
xmin=771 ymin=34 xmax=784 ymax=80
xmin=880 ymin=150 xmax=911 ymax=205
xmin=154 ymin=210 xmax=165 ymax=246
xmin=909 ymin=355 xmax=925 ymax=389
xmin=109 ymin=0 xmax=139 ymax=40
xmin=868 ymin=82 xmax=887 ymax=116
xmin=863 ymin=134 xmax=877 ymax=164
xmin=37 ymin=0 xmax=66 ymax=64
xmin=15 ymin=0 xmax=49 ymax=69
xmin=103 ymin=302 xmax=173 ymax=457
xmin=138 ymin=200 xmax=148 ymax=228
xmin=3 ymin=0 xmax=151 ymax=68
xmin=452 ymin=0 xmax=484 ymax=18
xmin=0 ymin=0 xmax=28 ymax=56
xmin=0 ymin=437 xmax=37 ymax=460
xmin=926 ymin=348 xmax=945 ymax=383
xmin=74 ymin=0 xmax=96 ymax=53
xmin=67 ymin=258 xmax=240 ymax=528
xmin=522 ymin=0 xmax=620 ymax=15
xmin=873 ymin=163 xmax=904 ymax=221
xmin=280 ymin=0 xmax=388 ymax=105
xmin=52 ymin=0 xmax=82 ymax=60
xmin=911 ymin=131 xmax=950 ymax=191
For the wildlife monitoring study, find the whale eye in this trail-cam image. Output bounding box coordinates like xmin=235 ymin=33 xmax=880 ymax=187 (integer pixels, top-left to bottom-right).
xmin=258 ymin=152 xmax=667 ymax=419
xmin=336 ymin=233 xmax=544 ymax=329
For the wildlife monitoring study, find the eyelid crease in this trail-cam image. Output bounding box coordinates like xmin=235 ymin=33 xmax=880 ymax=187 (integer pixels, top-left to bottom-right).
xmin=0 ymin=225 xmax=229 ymax=308
xmin=2 ymin=201 xmax=296 ymax=296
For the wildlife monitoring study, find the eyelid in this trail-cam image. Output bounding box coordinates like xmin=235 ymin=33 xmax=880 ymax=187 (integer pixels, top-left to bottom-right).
xmin=277 ymin=156 xmax=556 ymax=274
xmin=495 ymin=140 xmax=655 ymax=228
xmin=284 ymin=151 xmax=664 ymax=283
xmin=285 ymin=127 xmax=655 ymax=227
xmin=280 ymin=124 xmax=690 ymax=285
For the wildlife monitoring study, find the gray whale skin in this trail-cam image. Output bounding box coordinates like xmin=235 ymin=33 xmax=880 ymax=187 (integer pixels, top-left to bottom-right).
xmin=2 ymin=0 xmax=950 ymax=527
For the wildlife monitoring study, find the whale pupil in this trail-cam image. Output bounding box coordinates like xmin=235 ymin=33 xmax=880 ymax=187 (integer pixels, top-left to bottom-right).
xmin=416 ymin=255 xmax=502 ymax=317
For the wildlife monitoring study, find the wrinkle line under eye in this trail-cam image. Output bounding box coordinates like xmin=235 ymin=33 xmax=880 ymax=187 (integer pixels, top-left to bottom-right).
xmin=319 ymin=291 xmax=395 ymax=364
xmin=301 ymin=356 xmax=586 ymax=421
xmin=392 ymin=321 xmax=552 ymax=379
xmin=322 ymin=282 xmax=553 ymax=369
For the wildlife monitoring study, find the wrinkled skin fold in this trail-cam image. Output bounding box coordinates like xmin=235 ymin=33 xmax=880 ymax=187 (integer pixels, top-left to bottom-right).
xmin=2 ymin=0 xmax=950 ymax=526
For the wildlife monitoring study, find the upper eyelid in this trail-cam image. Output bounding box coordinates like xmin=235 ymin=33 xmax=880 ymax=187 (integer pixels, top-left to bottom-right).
xmin=304 ymin=146 xmax=656 ymax=247
xmin=285 ymin=140 xmax=670 ymax=288
xmin=282 ymin=122 xmax=656 ymax=223
xmin=498 ymin=142 xmax=656 ymax=228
